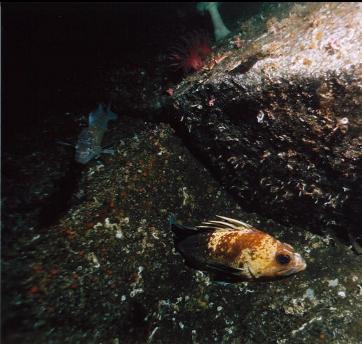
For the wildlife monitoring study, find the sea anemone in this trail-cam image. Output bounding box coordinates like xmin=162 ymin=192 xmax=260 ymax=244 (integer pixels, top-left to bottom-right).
xmin=168 ymin=31 xmax=212 ymax=74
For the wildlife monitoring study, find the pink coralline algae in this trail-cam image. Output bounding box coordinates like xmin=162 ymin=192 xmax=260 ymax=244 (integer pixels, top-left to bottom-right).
xmin=168 ymin=32 xmax=212 ymax=73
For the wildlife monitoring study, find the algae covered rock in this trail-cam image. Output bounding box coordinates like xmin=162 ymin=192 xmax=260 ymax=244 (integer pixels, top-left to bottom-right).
xmin=4 ymin=118 xmax=362 ymax=343
xmin=166 ymin=2 xmax=362 ymax=241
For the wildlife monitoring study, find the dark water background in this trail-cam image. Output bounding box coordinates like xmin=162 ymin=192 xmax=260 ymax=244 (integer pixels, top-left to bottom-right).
xmin=2 ymin=2 xmax=261 ymax=151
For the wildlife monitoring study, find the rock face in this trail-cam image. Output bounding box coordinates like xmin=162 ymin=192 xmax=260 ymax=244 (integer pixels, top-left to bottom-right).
xmin=168 ymin=2 xmax=362 ymax=239
xmin=4 ymin=119 xmax=362 ymax=343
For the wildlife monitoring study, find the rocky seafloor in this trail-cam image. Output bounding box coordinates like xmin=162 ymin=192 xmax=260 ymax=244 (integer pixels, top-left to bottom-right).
xmin=3 ymin=2 xmax=362 ymax=343
xmin=3 ymin=116 xmax=362 ymax=343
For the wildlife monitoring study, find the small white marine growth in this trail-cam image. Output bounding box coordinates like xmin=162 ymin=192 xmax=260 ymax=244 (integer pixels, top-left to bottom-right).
xmin=104 ymin=217 xmax=124 ymax=239
xmin=328 ymin=278 xmax=339 ymax=287
xmin=197 ymin=2 xmax=231 ymax=41
xmin=87 ymin=252 xmax=100 ymax=269
xmin=303 ymin=288 xmax=315 ymax=301
xmin=337 ymin=291 xmax=346 ymax=298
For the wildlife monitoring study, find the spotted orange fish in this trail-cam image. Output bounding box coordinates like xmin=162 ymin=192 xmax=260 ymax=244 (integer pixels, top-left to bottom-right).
xmin=171 ymin=216 xmax=306 ymax=281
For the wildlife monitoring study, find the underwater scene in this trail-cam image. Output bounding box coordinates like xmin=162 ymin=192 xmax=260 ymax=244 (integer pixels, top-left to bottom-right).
xmin=2 ymin=2 xmax=362 ymax=343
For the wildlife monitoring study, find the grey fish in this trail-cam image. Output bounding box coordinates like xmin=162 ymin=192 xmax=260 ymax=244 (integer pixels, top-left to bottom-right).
xmin=75 ymin=104 xmax=118 ymax=164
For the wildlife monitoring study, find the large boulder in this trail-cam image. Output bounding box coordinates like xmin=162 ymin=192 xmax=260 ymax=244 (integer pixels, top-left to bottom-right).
xmin=165 ymin=2 xmax=362 ymax=241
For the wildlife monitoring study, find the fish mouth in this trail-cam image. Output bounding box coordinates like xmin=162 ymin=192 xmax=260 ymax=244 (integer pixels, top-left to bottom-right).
xmin=279 ymin=253 xmax=307 ymax=276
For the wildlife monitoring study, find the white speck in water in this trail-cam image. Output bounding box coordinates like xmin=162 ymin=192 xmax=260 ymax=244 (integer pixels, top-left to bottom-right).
xmin=179 ymin=322 xmax=184 ymax=330
xmin=217 ymin=306 xmax=223 ymax=312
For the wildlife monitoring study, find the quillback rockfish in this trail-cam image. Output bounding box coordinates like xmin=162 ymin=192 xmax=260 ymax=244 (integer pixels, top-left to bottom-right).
xmin=171 ymin=215 xmax=306 ymax=281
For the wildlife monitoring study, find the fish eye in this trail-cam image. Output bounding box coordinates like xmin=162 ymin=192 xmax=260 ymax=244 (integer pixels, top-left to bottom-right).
xmin=276 ymin=253 xmax=291 ymax=265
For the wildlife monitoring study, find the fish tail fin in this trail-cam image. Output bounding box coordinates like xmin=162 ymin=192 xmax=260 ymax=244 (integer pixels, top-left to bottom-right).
xmin=88 ymin=103 xmax=118 ymax=129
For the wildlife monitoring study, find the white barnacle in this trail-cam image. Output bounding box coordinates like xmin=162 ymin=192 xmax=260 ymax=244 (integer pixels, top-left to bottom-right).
xmin=115 ymin=229 xmax=123 ymax=239
xmin=328 ymin=278 xmax=339 ymax=287
xmin=339 ymin=117 xmax=349 ymax=125
xmin=337 ymin=291 xmax=346 ymax=298
xmin=257 ymin=110 xmax=265 ymax=123
xmin=88 ymin=252 xmax=100 ymax=268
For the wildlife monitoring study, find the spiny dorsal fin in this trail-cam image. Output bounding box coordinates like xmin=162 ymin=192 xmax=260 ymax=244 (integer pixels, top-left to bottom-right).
xmin=202 ymin=220 xmax=236 ymax=229
xmin=196 ymin=216 xmax=255 ymax=232
xmin=216 ymin=216 xmax=253 ymax=229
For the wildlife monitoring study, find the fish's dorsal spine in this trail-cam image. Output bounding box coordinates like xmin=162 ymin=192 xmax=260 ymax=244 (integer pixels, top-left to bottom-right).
xmin=216 ymin=216 xmax=253 ymax=229
xmin=196 ymin=216 xmax=255 ymax=232
xmin=204 ymin=220 xmax=236 ymax=228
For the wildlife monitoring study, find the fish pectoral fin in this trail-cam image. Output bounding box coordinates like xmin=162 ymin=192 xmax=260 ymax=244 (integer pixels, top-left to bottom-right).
xmin=204 ymin=262 xmax=243 ymax=276
xmin=245 ymin=263 xmax=256 ymax=279
xmin=212 ymin=273 xmax=244 ymax=284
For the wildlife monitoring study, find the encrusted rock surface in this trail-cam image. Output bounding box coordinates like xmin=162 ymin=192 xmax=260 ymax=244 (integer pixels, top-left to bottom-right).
xmin=3 ymin=118 xmax=362 ymax=343
xmin=3 ymin=3 xmax=362 ymax=343
xmin=164 ymin=2 xmax=362 ymax=239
